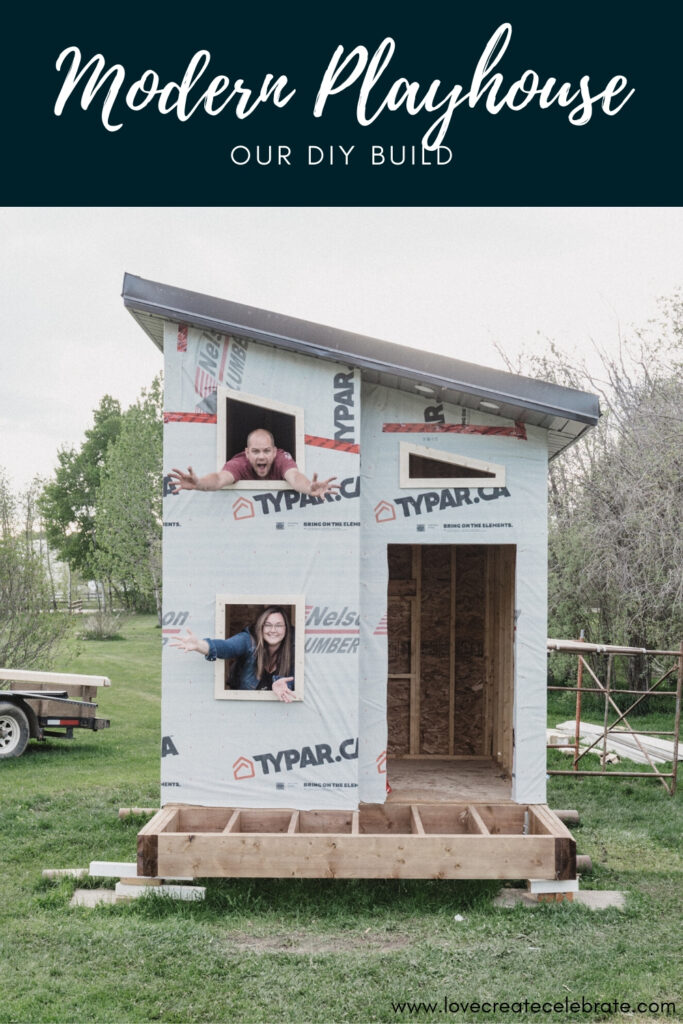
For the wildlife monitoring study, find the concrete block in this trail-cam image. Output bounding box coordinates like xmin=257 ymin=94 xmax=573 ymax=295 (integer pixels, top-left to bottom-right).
xmin=70 ymin=888 xmax=118 ymax=908
xmin=114 ymin=881 xmax=206 ymax=901
xmin=495 ymin=887 xmax=626 ymax=909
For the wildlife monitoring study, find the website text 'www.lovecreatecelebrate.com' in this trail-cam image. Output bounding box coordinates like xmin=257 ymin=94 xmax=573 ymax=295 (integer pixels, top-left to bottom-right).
xmin=391 ymin=996 xmax=676 ymax=1017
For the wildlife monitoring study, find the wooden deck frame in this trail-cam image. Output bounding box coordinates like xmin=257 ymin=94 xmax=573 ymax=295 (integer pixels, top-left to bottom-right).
xmin=137 ymin=802 xmax=575 ymax=881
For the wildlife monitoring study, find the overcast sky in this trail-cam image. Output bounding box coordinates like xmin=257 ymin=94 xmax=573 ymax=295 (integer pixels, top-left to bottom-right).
xmin=2 ymin=206 xmax=682 ymax=494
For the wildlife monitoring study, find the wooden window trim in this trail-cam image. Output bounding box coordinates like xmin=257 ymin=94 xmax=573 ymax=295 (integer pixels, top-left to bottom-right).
xmin=213 ymin=593 xmax=305 ymax=701
xmin=217 ymin=387 xmax=305 ymax=490
xmin=398 ymin=441 xmax=506 ymax=489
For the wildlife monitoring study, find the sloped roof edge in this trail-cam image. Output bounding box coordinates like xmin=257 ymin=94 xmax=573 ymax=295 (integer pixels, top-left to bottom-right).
xmin=122 ymin=273 xmax=600 ymax=453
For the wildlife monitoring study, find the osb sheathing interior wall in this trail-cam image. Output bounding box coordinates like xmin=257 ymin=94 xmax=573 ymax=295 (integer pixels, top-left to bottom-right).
xmin=387 ymin=544 xmax=514 ymax=771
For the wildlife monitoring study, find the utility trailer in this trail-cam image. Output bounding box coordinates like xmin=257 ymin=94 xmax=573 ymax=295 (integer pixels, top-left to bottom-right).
xmin=0 ymin=669 xmax=111 ymax=759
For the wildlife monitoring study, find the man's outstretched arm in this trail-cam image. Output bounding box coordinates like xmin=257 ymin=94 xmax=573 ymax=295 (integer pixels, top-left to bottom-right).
xmin=169 ymin=466 xmax=236 ymax=492
xmin=283 ymin=469 xmax=338 ymax=498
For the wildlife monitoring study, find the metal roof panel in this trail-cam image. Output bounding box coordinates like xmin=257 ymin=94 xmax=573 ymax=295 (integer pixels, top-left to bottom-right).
xmin=122 ymin=273 xmax=600 ymax=458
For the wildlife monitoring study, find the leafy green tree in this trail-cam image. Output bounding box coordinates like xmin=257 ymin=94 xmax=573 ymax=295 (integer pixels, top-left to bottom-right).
xmin=39 ymin=395 xmax=122 ymax=586
xmin=0 ymin=471 xmax=70 ymax=670
xmin=94 ymin=376 xmax=163 ymax=622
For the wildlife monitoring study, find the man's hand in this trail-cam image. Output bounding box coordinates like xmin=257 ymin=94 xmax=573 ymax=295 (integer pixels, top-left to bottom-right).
xmin=169 ymin=467 xmax=235 ymax=492
xmin=309 ymin=474 xmax=339 ymax=499
xmin=272 ymin=677 xmax=295 ymax=703
xmin=169 ymin=466 xmax=200 ymax=492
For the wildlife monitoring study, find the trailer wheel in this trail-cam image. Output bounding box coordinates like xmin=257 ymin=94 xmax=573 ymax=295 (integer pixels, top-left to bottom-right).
xmin=0 ymin=703 xmax=30 ymax=758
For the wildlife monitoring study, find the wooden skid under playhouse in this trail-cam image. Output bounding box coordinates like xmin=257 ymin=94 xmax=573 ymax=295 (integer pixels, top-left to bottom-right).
xmin=137 ymin=802 xmax=576 ymax=881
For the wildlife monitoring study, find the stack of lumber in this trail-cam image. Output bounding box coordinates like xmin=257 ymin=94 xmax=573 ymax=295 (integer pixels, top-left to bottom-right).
xmin=548 ymin=721 xmax=681 ymax=765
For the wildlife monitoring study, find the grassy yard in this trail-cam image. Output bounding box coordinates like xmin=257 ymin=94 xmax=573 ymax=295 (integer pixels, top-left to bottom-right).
xmin=1 ymin=616 xmax=681 ymax=1023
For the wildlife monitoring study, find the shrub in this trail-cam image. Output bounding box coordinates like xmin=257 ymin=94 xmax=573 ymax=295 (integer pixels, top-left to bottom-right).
xmin=81 ymin=609 xmax=128 ymax=640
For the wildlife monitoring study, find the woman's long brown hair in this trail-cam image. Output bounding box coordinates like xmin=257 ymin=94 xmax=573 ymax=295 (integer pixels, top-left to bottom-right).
xmin=253 ymin=605 xmax=293 ymax=683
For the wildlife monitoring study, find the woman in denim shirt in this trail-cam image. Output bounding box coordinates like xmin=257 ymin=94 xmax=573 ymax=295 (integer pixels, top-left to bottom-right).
xmin=172 ymin=606 xmax=295 ymax=703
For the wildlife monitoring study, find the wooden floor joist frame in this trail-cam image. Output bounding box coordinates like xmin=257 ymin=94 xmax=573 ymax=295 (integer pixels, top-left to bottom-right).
xmin=137 ymin=802 xmax=575 ymax=881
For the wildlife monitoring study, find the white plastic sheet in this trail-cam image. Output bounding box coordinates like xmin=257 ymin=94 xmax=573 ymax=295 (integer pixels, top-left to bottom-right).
xmin=161 ymin=323 xmax=549 ymax=808
xmin=358 ymin=384 xmax=548 ymax=804
xmin=162 ymin=323 xmax=361 ymax=808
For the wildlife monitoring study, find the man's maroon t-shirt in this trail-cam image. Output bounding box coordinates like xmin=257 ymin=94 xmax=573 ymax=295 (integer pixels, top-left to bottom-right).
xmin=222 ymin=449 xmax=298 ymax=481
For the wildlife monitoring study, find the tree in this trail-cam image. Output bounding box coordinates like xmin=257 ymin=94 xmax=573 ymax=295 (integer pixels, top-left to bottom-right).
xmin=39 ymin=395 xmax=122 ymax=587
xmin=0 ymin=471 xmax=70 ymax=670
xmin=94 ymin=376 xmax=163 ymax=622
xmin=500 ymin=292 xmax=683 ymax=683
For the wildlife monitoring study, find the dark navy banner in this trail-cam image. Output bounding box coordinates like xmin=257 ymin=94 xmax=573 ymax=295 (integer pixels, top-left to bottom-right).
xmin=6 ymin=2 xmax=678 ymax=205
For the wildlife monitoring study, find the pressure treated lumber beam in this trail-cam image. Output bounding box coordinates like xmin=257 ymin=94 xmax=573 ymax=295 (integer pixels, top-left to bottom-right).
xmin=0 ymin=668 xmax=110 ymax=686
xmin=551 ymin=809 xmax=579 ymax=824
xmin=137 ymin=806 xmax=180 ymax=877
xmin=154 ymin=833 xmax=558 ymax=880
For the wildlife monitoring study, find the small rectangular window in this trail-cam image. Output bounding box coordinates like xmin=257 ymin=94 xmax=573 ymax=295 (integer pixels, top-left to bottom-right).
xmin=217 ymin=387 xmax=305 ymax=489
xmin=399 ymin=442 xmax=506 ymax=488
xmin=213 ymin=593 xmax=305 ymax=701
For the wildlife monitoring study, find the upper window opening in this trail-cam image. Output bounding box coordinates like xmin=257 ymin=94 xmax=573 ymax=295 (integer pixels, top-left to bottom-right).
xmin=408 ymin=453 xmax=495 ymax=480
xmin=399 ymin=442 xmax=506 ymax=488
xmin=217 ymin=387 xmax=305 ymax=490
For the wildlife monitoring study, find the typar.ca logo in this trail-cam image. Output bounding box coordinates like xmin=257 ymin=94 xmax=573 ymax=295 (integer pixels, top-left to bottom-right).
xmin=235 ymin=737 xmax=359 ymax=779
xmin=393 ymin=487 xmax=510 ymax=518
xmin=251 ymin=476 xmax=360 ymax=516
xmin=374 ymin=500 xmax=396 ymax=523
xmin=232 ymin=496 xmax=255 ymax=520
xmin=376 ymin=750 xmax=387 ymax=774
xmin=233 ymin=756 xmax=256 ymax=780
xmin=333 ymin=370 xmax=356 ymax=443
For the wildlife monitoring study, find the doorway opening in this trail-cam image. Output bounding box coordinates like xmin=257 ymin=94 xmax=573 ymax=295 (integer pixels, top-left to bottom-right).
xmin=386 ymin=543 xmax=515 ymax=801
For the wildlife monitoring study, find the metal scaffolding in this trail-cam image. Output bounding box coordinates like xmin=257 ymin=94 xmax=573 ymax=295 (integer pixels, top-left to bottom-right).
xmin=546 ymin=639 xmax=682 ymax=795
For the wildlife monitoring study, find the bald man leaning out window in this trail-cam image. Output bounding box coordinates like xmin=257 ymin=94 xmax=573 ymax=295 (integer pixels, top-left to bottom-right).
xmin=169 ymin=428 xmax=338 ymax=498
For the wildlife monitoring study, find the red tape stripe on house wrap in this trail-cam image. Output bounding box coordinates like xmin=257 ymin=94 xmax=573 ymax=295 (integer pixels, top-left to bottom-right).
xmin=164 ymin=413 xmax=218 ymax=424
xmin=382 ymin=422 xmax=527 ymax=439
xmin=305 ymin=435 xmax=360 ymax=453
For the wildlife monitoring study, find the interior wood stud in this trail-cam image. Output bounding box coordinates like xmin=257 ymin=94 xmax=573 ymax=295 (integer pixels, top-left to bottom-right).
xmin=222 ymin=810 xmax=241 ymax=834
xmin=466 ymin=804 xmax=490 ymax=834
xmin=287 ymin=811 xmax=300 ymax=834
xmin=410 ymin=547 xmax=421 ymax=755
xmin=449 ymin=546 xmax=457 ymax=756
xmin=410 ymin=805 xmax=425 ymax=835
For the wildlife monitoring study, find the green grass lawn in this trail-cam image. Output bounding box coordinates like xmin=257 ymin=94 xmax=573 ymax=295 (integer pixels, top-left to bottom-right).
xmin=1 ymin=616 xmax=681 ymax=1023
